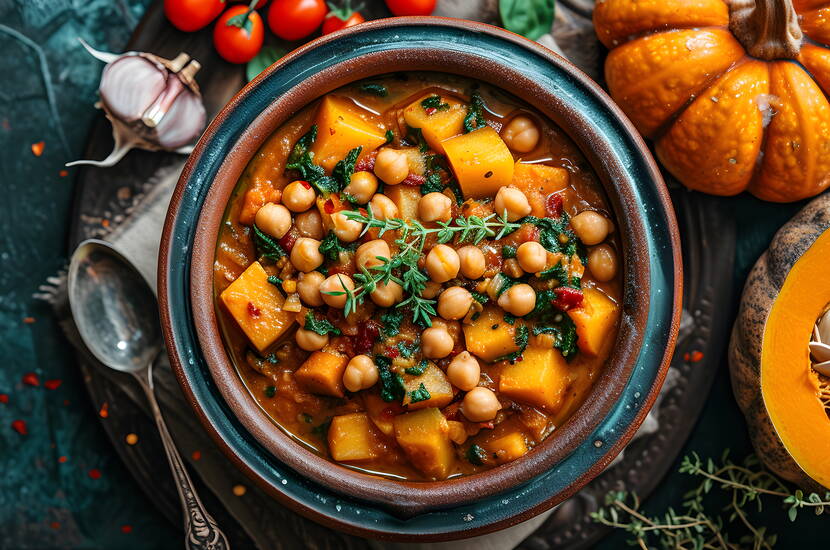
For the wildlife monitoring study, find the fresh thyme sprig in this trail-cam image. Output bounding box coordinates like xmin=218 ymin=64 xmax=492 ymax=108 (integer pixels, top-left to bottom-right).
xmin=323 ymin=207 xmax=520 ymax=324
xmin=591 ymin=451 xmax=830 ymax=550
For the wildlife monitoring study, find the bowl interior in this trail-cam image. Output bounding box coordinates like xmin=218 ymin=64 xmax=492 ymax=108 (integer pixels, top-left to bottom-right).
xmin=160 ymin=18 xmax=681 ymax=541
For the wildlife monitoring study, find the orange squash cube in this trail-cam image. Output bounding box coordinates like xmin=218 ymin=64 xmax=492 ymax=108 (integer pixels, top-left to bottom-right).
xmin=394 ymin=407 xmax=456 ymax=479
xmin=403 ymin=94 xmax=467 ymax=153
xmin=567 ymin=287 xmax=620 ymax=358
xmin=486 ymin=431 xmax=529 ymax=464
xmin=499 ymin=345 xmax=569 ymax=411
xmin=442 ymin=126 xmax=515 ymax=199
xmin=328 ymin=413 xmax=382 ymax=462
xmin=294 ymin=351 xmax=349 ymax=397
xmin=511 ymin=162 xmax=569 ymax=217
xmin=463 ymin=305 xmax=518 ymax=362
xmin=402 ymin=363 xmax=453 ymax=410
xmin=309 ymin=96 xmax=388 ymax=171
xmin=362 ymin=392 xmax=398 ymax=436
xmin=220 ymin=261 xmax=293 ymax=352
xmin=382 ymin=184 xmax=421 ymax=221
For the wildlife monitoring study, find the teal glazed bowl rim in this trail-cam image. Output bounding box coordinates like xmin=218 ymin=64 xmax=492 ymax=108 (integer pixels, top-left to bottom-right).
xmin=159 ymin=17 xmax=682 ymax=541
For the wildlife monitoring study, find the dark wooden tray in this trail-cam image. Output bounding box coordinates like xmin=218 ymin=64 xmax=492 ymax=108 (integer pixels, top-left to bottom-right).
xmin=67 ymin=1 xmax=734 ymax=548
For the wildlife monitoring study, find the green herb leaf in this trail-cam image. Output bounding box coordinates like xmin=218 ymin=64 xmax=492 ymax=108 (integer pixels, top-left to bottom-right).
xmin=318 ymin=232 xmax=344 ymax=262
xmin=496 ymin=324 xmax=529 ymax=362
xmin=466 ymin=444 xmax=487 ymax=465
xmin=286 ymin=125 xmax=327 ymax=182
xmin=332 ymin=146 xmax=362 ymax=189
xmin=421 ymin=95 xmax=442 ymax=109
xmin=503 ymin=312 xmax=517 ymax=325
xmin=405 ymin=359 xmax=429 ymax=376
xmin=360 ymin=83 xmax=388 ymax=97
xmin=380 ymin=309 xmax=404 ymax=337
xmin=267 ymin=275 xmax=283 ymax=287
xmin=253 ymin=224 xmax=287 ymax=261
xmin=376 ymin=355 xmax=406 ymax=402
xmin=502 ymin=244 xmax=517 ymax=258
xmin=301 ymin=412 xmax=313 ymax=423
xmin=406 ymin=126 xmax=430 ymax=153
xmin=463 ymin=90 xmax=487 ymax=133
xmin=499 ymin=0 xmax=556 ymax=41
xmin=384 ymin=129 xmax=395 ymax=144
xmin=408 ymin=382 xmax=431 ymax=403
xmin=246 ymin=46 xmax=286 ymax=82
xmin=420 ymin=172 xmax=444 ymax=195
xmin=304 ymin=312 xmax=342 ymax=336
xmin=532 ymin=314 xmax=579 ymax=359
xmin=471 ymin=292 xmax=489 ymax=305
xmin=264 ymin=385 xmax=276 ymax=398
xmin=397 ymin=340 xmax=420 ymax=359
xmin=311 ymin=418 xmax=332 ymax=436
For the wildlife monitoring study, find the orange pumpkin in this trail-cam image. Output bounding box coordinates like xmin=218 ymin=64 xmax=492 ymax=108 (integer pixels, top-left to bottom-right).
xmin=594 ymin=0 xmax=830 ymax=202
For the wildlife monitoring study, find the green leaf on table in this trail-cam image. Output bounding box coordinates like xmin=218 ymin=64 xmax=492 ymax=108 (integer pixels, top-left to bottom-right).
xmin=499 ymin=0 xmax=556 ymax=41
xmin=246 ymin=46 xmax=286 ymax=82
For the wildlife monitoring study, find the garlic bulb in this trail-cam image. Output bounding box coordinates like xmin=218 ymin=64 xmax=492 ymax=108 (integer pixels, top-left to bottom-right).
xmin=67 ymin=39 xmax=206 ymax=168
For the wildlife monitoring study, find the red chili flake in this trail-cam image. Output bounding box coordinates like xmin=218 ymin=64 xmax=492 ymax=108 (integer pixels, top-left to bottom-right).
xmin=50 ymin=522 xmax=60 ymax=530
xmin=192 ymin=450 xmax=202 ymax=461
xmin=63 ymin=400 xmax=70 ymax=406
xmin=683 ymin=352 xmax=690 ymax=361
xmin=31 ymin=141 xmax=45 ymax=156
xmin=22 ymin=316 xmax=36 ymax=324
xmin=12 ymin=420 xmax=27 ymax=435
xmin=324 ymin=199 xmax=336 ymax=214
xmin=329 ymin=127 xmax=336 ymax=136
xmin=99 ymin=402 xmax=109 ymax=418
xmin=88 ymin=469 xmax=102 ymax=480
xmin=400 ymin=173 xmax=426 ymax=186
xmin=44 ymin=379 xmax=62 ymax=390
xmin=690 ymin=350 xmax=704 ymax=363
xmin=278 ymin=228 xmax=299 ymax=251
xmin=58 ymin=456 xmax=68 ymax=463
xmin=121 ymin=525 xmax=133 ymax=534
xmin=22 ymin=372 xmax=40 ymax=387
xmin=385 ymin=347 xmax=400 ymax=358
xmin=355 ymin=151 xmax=377 ymax=172
xmin=380 ymin=408 xmax=396 ymax=420
xmin=354 ymin=321 xmax=380 ymax=355
xmin=551 ymin=287 xmax=584 ymax=311
xmin=479 ymin=421 xmax=495 ymax=430
xmin=59 ymin=170 xmax=68 ymax=177
xmin=0 ymin=394 xmax=8 ymax=404
xmin=545 ymin=193 xmax=564 ymax=218
xmin=101 ymin=219 xmax=110 ymax=228
xmin=425 ymin=107 xmax=437 ymax=115
xmin=246 ymin=302 xmax=261 ymax=318
xmin=297 ymin=180 xmax=311 ymax=190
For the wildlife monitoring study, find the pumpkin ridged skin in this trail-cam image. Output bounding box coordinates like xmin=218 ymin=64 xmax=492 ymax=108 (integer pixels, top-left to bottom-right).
xmin=656 ymin=61 xmax=768 ymax=196
xmin=595 ymin=0 xmax=830 ymax=202
xmin=729 ymin=193 xmax=830 ymax=492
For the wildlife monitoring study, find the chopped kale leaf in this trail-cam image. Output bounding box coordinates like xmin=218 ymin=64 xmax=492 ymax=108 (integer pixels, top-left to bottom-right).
xmin=253 ymin=224 xmax=287 ymax=261
xmin=376 ymin=355 xmax=406 ymax=402
xmin=408 ymin=383 xmax=431 ymax=404
xmin=318 ymin=232 xmax=344 ymax=262
xmin=380 ymin=309 xmax=404 ymax=337
xmin=466 ymin=444 xmax=487 ymax=465
xmin=420 ymin=172 xmax=444 ymax=195
xmin=463 ymin=90 xmax=487 ymax=133
xmin=471 ymin=292 xmax=489 ymax=305
xmin=405 ymin=359 xmax=429 ymax=376
xmin=502 ymin=244 xmax=517 ymax=259
xmin=304 ymin=312 xmax=342 ymax=336
xmin=267 ymin=275 xmax=283 ymax=287
xmin=360 ymin=83 xmax=388 ymax=97
xmin=264 ymin=385 xmax=276 ymax=398
xmin=311 ymin=418 xmax=332 ymax=436
xmin=397 ymin=340 xmax=420 ymax=359
xmin=533 ymin=316 xmax=579 ymax=359
xmin=332 ymin=146 xmax=362 ymax=189
xmin=384 ymin=129 xmax=394 ymax=144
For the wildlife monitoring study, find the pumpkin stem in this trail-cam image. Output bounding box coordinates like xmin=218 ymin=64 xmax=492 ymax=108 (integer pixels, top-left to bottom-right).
xmin=729 ymin=0 xmax=803 ymax=60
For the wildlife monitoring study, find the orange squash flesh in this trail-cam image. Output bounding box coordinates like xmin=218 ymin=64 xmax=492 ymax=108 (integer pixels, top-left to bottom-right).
xmin=761 ymin=229 xmax=830 ymax=489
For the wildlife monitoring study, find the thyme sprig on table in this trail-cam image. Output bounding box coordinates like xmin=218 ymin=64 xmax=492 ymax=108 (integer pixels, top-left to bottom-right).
xmin=323 ymin=207 xmax=520 ymax=324
xmin=591 ymin=452 xmax=830 ymax=550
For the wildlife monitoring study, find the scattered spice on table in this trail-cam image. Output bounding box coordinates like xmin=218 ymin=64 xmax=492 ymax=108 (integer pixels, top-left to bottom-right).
xmin=99 ymin=402 xmax=109 ymax=418
xmin=191 ymin=450 xmax=201 ymax=461
xmin=58 ymin=456 xmax=68 ymax=463
xmin=232 ymin=484 xmax=247 ymax=496
xmin=50 ymin=522 xmax=60 ymax=530
xmin=22 ymin=316 xmax=36 ymax=324
xmin=120 ymin=525 xmax=133 ymax=534
xmin=59 ymin=169 xmax=68 ymax=177
xmin=22 ymin=372 xmax=40 ymax=386
xmin=44 ymin=379 xmax=62 ymax=390
xmin=11 ymin=420 xmax=27 ymax=435
xmin=0 ymin=394 xmax=8 ymax=404
xmin=125 ymin=433 xmax=138 ymax=445
xmin=31 ymin=141 xmax=44 ymax=156
xmin=88 ymin=468 xmax=101 ymax=480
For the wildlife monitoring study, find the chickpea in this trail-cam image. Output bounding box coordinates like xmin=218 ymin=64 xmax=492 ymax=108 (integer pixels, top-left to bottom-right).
xmin=460 ymin=387 xmax=500 ymax=422
xmin=343 ymin=171 xmax=378 ymax=204
xmin=425 ymin=244 xmax=460 ymax=283
xmin=516 ymin=241 xmax=547 ymax=273
xmin=457 ymin=245 xmax=486 ymax=279
xmin=370 ymin=280 xmax=404 ymax=307
xmin=421 ymin=280 xmax=443 ymax=299
xmin=297 ymin=271 xmax=325 ymax=306
xmin=588 ymin=244 xmax=618 ymax=282
xmin=295 ymin=327 xmax=328 ymax=351
xmin=254 ymin=202 xmax=291 ymax=239
xmin=571 ymin=210 xmax=610 ymax=246
xmin=446 ymin=351 xmax=480 ymax=391
xmin=331 ymin=212 xmax=363 ymax=242
xmin=497 ymin=283 xmax=537 ymax=316
xmin=290 ymin=237 xmax=324 ymax=272
xmin=281 ymin=180 xmax=316 ymax=212
xmin=355 ymin=239 xmax=391 ymax=271
xmin=368 ymin=193 xmax=399 ymax=220
xmin=294 ymin=209 xmax=324 ymax=240
xmin=421 ymin=326 xmax=454 ymax=359
xmin=494 ymin=186 xmax=532 ymax=222
xmin=501 ymin=115 xmax=540 ymax=153
xmin=320 ymin=274 xmax=355 ymax=308
xmin=437 ymin=286 xmax=473 ymax=321
xmin=343 ymin=355 xmax=379 ymax=392
xmin=373 ymin=148 xmax=409 ymax=185
xmin=418 ymin=192 xmax=452 ymax=222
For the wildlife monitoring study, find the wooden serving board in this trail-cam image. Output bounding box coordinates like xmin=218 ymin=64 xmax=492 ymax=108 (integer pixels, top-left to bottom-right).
xmin=67 ymin=1 xmax=735 ymax=548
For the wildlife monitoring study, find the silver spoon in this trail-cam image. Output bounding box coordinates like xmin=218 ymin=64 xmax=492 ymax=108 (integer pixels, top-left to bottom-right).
xmin=68 ymin=239 xmax=229 ymax=550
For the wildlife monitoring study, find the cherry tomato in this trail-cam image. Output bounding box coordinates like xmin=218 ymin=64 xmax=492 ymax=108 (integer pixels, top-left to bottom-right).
xmin=164 ymin=0 xmax=225 ymax=32
xmin=322 ymin=10 xmax=365 ymax=35
xmin=268 ymin=0 xmax=328 ymax=41
xmin=384 ymin=0 xmax=436 ymax=16
xmin=213 ymin=6 xmax=265 ymax=64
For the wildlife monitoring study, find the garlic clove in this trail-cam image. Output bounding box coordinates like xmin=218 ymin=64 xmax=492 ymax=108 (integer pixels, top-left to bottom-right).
xmin=100 ymin=56 xmax=168 ymax=122
xmin=154 ymin=85 xmax=206 ymax=149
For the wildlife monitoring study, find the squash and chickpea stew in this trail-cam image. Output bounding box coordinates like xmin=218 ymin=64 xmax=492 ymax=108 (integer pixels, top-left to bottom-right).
xmin=214 ymin=73 xmax=622 ymax=481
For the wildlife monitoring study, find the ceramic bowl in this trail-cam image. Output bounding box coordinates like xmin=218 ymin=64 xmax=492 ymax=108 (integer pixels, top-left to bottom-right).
xmin=159 ymin=17 xmax=682 ymax=541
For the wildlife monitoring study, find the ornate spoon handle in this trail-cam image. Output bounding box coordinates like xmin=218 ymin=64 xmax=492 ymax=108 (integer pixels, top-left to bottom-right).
xmin=135 ymin=366 xmax=230 ymax=550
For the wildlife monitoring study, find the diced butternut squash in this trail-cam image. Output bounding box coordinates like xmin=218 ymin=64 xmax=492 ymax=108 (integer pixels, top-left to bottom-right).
xmin=328 ymin=413 xmax=382 ymax=461
xmin=402 ymin=363 xmax=453 ymax=410
xmin=362 ymin=392 xmax=400 ymax=436
xmin=397 ymin=146 xmax=426 ymax=176
xmin=394 ymin=407 xmax=455 ymax=479
xmin=443 ymin=126 xmax=514 ymax=199
xmin=239 ymin=182 xmax=281 ymax=226
xmin=294 ymin=351 xmax=349 ymax=397
xmin=310 ymin=96 xmax=387 ymax=171
xmin=463 ymin=305 xmax=518 ymax=362
xmin=486 ymin=431 xmax=529 ymax=464
xmin=499 ymin=345 xmax=569 ymax=411
xmin=382 ymin=184 xmax=421 ymax=221
xmin=403 ymin=94 xmax=467 ymax=153
xmin=567 ymin=287 xmax=620 ymax=358
xmin=511 ymin=162 xmax=569 ymax=217
xmin=220 ymin=261 xmax=292 ymax=352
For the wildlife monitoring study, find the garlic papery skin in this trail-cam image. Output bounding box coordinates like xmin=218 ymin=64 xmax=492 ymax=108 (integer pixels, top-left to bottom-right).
xmin=67 ymin=40 xmax=206 ymax=168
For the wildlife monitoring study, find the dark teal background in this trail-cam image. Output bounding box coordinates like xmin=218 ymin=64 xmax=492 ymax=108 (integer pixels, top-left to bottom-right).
xmin=0 ymin=0 xmax=822 ymax=547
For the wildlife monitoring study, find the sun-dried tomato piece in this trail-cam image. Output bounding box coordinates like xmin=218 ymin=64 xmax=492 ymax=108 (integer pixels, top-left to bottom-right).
xmin=354 ymin=320 xmax=380 ymax=355
xmin=545 ymin=193 xmax=564 ymax=218
xmin=551 ymin=286 xmax=584 ymax=310
xmin=401 ymin=173 xmax=426 ymax=186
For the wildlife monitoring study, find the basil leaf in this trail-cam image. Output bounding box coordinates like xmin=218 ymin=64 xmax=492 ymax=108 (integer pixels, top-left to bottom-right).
xmin=246 ymin=46 xmax=286 ymax=82
xmin=499 ymin=0 xmax=556 ymax=41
